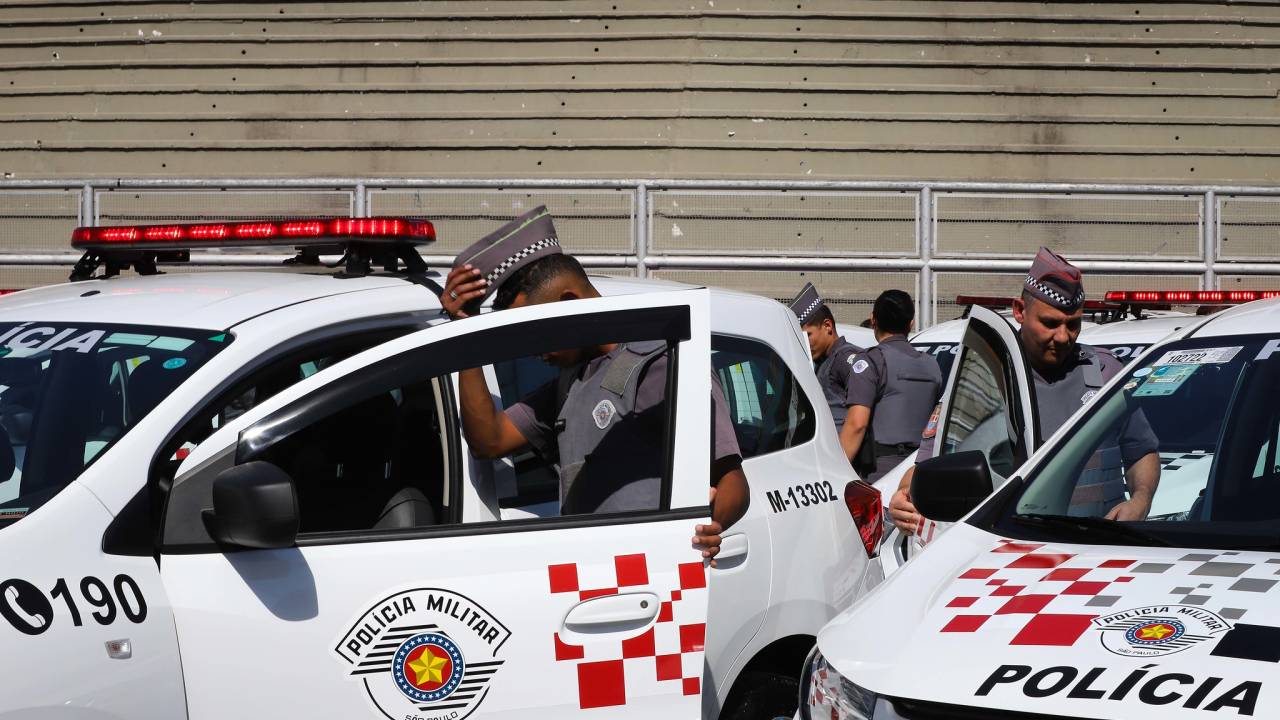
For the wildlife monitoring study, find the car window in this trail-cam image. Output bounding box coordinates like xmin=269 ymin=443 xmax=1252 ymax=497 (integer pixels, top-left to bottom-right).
xmin=998 ymin=334 xmax=1280 ymax=548
xmin=711 ymin=334 xmax=815 ymax=459
xmin=0 ymin=323 xmax=232 ymax=528
xmin=943 ymin=327 xmax=1021 ymax=479
xmin=255 ymin=377 xmax=451 ymax=534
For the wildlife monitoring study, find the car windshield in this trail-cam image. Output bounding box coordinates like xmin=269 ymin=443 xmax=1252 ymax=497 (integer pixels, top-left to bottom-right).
xmin=993 ymin=333 xmax=1280 ymax=549
xmin=0 ymin=322 xmax=232 ymax=528
xmin=913 ymin=342 xmax=958 ymax=379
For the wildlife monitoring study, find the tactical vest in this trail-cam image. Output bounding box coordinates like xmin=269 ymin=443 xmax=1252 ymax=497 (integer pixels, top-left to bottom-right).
xmin=1032 ymin=344 xmax=1111 ymax=443
xmin=869 ymin=338 xmax=945 ymax=446
xmin=817 ymin=337 xmax=862 ymax=430
xmin=554 ymin=340 xmax=668 ymax=514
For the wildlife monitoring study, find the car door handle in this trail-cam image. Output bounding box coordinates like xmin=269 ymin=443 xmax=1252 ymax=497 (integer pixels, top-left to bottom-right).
xmin=562 ymin=592 xmax=659 ymax=637
xmin=717 ymin=533 xmax=748 ymax=560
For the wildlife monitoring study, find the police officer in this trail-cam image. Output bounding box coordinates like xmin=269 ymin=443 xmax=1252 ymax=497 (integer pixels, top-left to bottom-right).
xmin=789 ymin=283 xmax=866 ymax=462
xmin=890 ymin=247 xmax=1161 ymax=532
xmin=440 ymin=206 xmax=749 ymax=564
xmin=842 ymin=290 xmax=943 ymax=481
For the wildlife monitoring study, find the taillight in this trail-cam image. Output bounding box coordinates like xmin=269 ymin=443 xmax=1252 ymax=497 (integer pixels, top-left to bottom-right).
xmin=844 ymin=480 xmax=883 ymax=558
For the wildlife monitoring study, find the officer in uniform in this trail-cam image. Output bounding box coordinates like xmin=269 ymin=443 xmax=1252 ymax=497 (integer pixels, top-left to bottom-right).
xmin=890 ymin=247 xmax=1161 ymax=531
xmin=841 ymin=290 xmax=943 ymax=481
xmin=789 ymin=283 xmax=867 ymax=464
xmin=440 ymin=206 xmax=749 ymax=563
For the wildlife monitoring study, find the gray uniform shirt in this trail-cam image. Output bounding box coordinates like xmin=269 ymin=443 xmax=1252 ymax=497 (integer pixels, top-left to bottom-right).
xmin=917 ymin=343 xmax=1158 ymax=465
xmin=815 ymin=336 xmax=864 ymax=430
xmin=847 ymin=336 xmax=944 ymax=446
xmin=508 ymin=344 xmax=741 ymax=513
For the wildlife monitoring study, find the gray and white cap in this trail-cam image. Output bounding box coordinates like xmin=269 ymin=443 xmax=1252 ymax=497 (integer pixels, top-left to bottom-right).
xmin=1024 ymin=246 xmax=1085 ymax=312
xmin=452 ymin=205 xmax=562 ymax=312
xmin=789 ymin=282 xmax=826 ymax=324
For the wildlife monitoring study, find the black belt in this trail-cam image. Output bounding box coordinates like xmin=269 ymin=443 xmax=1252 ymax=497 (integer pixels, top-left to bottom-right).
xmin=875 ymin=442 xmax=919 ymax=456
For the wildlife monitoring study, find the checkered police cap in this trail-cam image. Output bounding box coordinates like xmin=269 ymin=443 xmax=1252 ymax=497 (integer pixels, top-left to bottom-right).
xmin=453 ymin=205 xmax=562 ymax=310
xmin=788 ymin=282 xmax=826 ymax=324
xmin=1024 ymin=246 xmax=1085 ymax=312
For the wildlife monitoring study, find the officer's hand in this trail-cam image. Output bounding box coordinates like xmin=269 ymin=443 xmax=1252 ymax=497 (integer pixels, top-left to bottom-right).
xmin=888 ymin=487 xmax=919 ymax=535
xmin=693 ymin=520 xmax=723 ymax=567
xmin=1104 ymin=494 xmax=1152 ymax=522
xmin=441 ymin=264 xmax=488 ymax=319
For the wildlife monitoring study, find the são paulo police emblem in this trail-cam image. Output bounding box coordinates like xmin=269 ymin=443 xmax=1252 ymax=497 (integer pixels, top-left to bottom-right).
xmin=335 ymin=588 xmax=511 ymax=720
xmin=1093 ymin=605 xmax=1230 ymax=658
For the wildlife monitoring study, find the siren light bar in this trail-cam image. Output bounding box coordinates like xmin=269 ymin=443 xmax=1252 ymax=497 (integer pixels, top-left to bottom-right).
xmin=1104 ymin=290 xmax=1280 ymax=305
xmin=72 ymin=217 xmax=435 ymax=251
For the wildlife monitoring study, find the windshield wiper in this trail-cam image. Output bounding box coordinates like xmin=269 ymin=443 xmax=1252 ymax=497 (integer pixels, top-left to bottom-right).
xmin=1013 ymin=513 xmax=1171 ymax=547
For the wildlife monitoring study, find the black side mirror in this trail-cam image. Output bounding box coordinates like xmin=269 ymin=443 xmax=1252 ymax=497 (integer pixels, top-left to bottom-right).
xmin=204 ymin=461 xmax=299 ymax=549
xmin=913 ymin=450 xmax=994 ymax=522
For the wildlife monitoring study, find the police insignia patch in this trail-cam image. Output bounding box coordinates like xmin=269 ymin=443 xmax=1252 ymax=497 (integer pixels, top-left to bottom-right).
xmin=852 ymin=359 xmax=869 ymax=374
xmin=922 ymin=402 xmax=941 ymax=439
xmin=335 ymin=589 xmax=510 ymax=720
xmin=1081 ymin=390 xmax=1098 ymax=405
xmin=847 ymin=353 xmax=857 ymax=365
xmin=593 ymin=399 xmax=616 ymax=429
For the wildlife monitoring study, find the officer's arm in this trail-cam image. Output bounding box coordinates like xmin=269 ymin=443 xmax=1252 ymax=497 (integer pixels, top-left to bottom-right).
xmin=1105 ymin=451 xmax=1160 ymax=522
xmin=839 ymin=405 xmax=871 ymax=462
xmin=712 ymin=465 xmax=749 ymax=529
xmin=457 ymin=367 xmax=530 ymax=458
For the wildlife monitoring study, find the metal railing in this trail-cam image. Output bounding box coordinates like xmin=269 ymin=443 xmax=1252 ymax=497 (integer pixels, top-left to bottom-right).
xmin=2 ymin=178 xmax=1278 ymax=327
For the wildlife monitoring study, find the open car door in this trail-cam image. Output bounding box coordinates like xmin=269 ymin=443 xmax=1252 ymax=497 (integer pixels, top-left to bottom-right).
xmin=909 ymin=305 xmax=1037 ymax=552
xmin=157 ymin=289 xmax=713 ymax=720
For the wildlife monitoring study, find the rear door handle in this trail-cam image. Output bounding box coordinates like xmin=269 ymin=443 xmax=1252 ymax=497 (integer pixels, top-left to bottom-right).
xmin=717 ymin=533 xmax=748 ymax=560
xmin=562 ymin=592 xmax=659 ymax=640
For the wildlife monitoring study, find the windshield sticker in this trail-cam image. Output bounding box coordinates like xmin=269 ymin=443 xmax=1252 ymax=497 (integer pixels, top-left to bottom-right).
xmin=975 ymin=664 xmax=1261 ymax=715
xmin=1154 ymin=346 xmax=1242 ymax=367
xmin=162 ymin=357 xmax=187 ymax=370
xmin=1093 ymin=606 xmax=1230 ymax=658
xmin=0 ymin=325 xmax=108 ymax=357
xmin=335 ymin=588 xmax=510 ymax=719
xmin=1133 ymin=364 xmax=1199 ymax=397
xmin=1133 ymin=367 xmax=1153 ymax=377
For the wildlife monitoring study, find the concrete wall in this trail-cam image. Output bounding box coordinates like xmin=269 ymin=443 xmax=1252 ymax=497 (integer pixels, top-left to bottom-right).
xmin=1 ymin=1 xmax=1277 ymax=183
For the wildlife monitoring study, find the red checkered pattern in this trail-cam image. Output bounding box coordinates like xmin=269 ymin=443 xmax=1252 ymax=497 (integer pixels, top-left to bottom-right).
xmin=938 ymin=540 xmax=1136 ymax=647
xmin=549 ymin=555 xmax=708 ymax=709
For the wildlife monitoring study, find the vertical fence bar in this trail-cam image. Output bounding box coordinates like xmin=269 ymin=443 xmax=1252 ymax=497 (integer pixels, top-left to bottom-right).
xmin=918 ymin=186 xmax=934 ymax=327
xmin=354 ymin=182 xmax=366 ymax=218
xmin=635 ymin=183 xmax=649 ymax=278
xmin=80 ymin=184 xmax=94 ymax=228
xmin=1203 ymin=190 xmax=1217 ymax=290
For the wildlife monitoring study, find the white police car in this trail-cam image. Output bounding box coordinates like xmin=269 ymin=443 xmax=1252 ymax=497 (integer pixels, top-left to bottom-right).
xmin=802 ymin=292 xmax=1280 ymax=720
xmin=874 ymin=295 xmax=1217 ymax=575
xmin=0 ymin=219 xmax=881 ymax=720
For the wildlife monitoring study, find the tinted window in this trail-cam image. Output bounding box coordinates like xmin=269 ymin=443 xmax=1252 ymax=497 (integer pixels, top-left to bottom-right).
xmin=943 ymin=327 xmax=1021 ymax=479
xmin=712 ymin=335 xmax=815 ymax=459
xmin=914 ymin=342 xmax=959 ymax=379
xmin=0 ymin=323 xmax=232 ymax=527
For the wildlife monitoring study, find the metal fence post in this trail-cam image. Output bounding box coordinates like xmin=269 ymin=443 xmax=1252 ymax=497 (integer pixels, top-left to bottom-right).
xmin=354 ymin=182 xmax=366 ymax=218
xmin=1203 ymin=190 xmax=1217 ymax=290
xmin=635 ymin=183 xmax=649 ymax=278
xmin=80 ymin=184 xmax=94 ymax=227
xmin=919 ymin=186 xmax=934 ymax=327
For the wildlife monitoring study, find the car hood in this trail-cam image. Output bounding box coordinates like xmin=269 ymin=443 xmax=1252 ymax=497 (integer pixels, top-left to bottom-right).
xmin=819 ymin=523 xmax=1280 ymax=719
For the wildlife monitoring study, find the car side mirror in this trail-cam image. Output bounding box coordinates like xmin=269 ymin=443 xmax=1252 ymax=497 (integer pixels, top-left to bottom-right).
xmin=203 ymin=461 xmax=299 ymax=549
xmin=912 ymin=450 xmax=994 ymax=522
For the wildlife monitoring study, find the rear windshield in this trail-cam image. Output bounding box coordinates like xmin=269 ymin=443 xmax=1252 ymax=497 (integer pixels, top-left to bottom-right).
xmin=914 ymin=342 xmax=959 ymax=379
xmin=0 ymin=323 xmax=232 ymax=528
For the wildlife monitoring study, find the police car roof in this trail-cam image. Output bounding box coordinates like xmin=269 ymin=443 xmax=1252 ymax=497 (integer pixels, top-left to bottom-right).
xmin=1180 ymin=296 xmax=1280 ymax=339
xmin=1078 ymin=312 xmax=1196 ymax=347
xmin=0 ymin=271 xmax=430 ymax=329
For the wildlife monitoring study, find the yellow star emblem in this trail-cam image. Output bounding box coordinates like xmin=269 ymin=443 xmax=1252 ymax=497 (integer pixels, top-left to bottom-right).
xmin=1138 ymin=624 xmax=1174 ymax=640
xmin=408 ymin=647 xmax=449 ymax=686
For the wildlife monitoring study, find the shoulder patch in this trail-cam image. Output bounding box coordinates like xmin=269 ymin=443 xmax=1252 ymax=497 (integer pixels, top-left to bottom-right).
xmin=847 ymin=352 xmax=857 ymax=365
xmin=592 ymin=399 xmax=617 ymax=429
xmin=852 ymin=358 xmax=869 ymax=374
xmin=922 ymin=402 xmax=941 ymax=439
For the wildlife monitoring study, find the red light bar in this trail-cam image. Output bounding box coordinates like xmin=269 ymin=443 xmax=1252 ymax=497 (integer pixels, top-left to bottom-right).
xmin=71 ymin=217 xmax=436 ymax=251
xmin=1104 ymin=290 xmax=1280 ymax=305
xmin=954 ymin=295 xmax=1120 ymax=311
